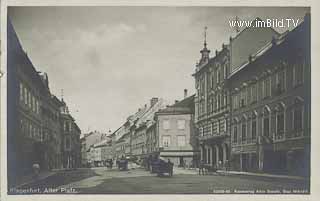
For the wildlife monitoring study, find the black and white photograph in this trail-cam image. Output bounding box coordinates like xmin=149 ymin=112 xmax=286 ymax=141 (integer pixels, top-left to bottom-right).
xmin=2 ymin=4 xmax=314 ymax=197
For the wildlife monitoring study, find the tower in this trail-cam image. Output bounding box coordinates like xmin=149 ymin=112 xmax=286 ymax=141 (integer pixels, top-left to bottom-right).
xmin=199 ymin=26 xmax=210 ymax=66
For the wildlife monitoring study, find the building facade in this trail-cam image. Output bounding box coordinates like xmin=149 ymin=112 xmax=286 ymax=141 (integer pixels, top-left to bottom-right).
xmin=152 ymin=94 xmax=198 ymax=167
xmin=228 ymin=16 xmax=310 ymax=176
xmin=60 ymin=99 xmax=81 ymax=169
xmin=8 ymin=19 xmax=82 ymax=187
xmin=193 ymin=21 xmax=280 ymax=170
xmin=193 ymin=42 xmax=231 ymax=169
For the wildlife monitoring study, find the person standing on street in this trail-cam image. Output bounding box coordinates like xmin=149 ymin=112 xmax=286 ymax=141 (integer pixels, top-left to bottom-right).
xmin=32 ymin=163 xmax=40 ymax=180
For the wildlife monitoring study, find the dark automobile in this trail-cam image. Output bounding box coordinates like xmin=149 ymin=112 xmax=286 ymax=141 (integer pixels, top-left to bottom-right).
xmin=118 ymin=159 xmax=128 ymax=171
xmin=151 ymin=158 xmax=173 ymax=177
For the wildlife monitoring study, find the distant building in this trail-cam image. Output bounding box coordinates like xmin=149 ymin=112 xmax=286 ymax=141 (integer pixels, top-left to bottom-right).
xmin=60 ymin=100 xmax=81 ymax=169
xmin=130 ymin=98 xmax=169 ymax=161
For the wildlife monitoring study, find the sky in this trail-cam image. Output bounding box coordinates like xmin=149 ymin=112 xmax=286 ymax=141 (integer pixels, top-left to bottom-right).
xmin=8 ymin=7 xmax=309 ymax=133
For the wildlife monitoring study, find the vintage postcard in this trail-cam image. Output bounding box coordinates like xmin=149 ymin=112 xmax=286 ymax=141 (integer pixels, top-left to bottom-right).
xmin=1 ymin=0 xmax=319 ymax=201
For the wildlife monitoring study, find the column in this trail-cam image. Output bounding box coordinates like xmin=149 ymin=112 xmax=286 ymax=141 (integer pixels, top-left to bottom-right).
xmin=215 ymin=146 xmax=219 ymax=167
xmin=240 ymin=153 xmax=243 ymax=171
xmin=200 ymin=145 xmax=203 ymax=161
xmin=210 ymin=147 xmax=214 ymax=166
xmin=223 ymin=144 xmax=227 ymax=165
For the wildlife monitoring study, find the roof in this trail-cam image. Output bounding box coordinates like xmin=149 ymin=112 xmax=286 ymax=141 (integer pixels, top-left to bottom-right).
xmin=156 ymin=95 xmax=195 ymax=115
xmin=193 ymin=45 xmax=229 ymax=77
xmin=228 ymin=15 xmax=308 ymax=80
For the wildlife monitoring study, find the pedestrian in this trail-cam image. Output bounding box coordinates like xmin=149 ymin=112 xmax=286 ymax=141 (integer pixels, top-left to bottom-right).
xmin=110 ymin=159 xmax=113 ymax=169
xmin=199 ymin=159 xmax=205 ymax=175
xmin=167 ymin=159 xmax=174 ymax=176
xmin=32 ymin=163 xmax=40 ymax=180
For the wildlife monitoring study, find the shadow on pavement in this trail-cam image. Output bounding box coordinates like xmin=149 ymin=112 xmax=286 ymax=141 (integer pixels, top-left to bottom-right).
xmin=19 ymin=169 xmax=100 ymax=190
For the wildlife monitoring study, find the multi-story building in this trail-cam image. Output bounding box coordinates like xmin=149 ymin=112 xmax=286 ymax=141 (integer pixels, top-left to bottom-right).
xmin=8 ymin=19 xmax=47 ymax=182
xmin=131 ymin=98 xmax=169 ymax=161
xmin=151 ymin=91 xmax=198 ymax=167
xmin=80 ymin=136 xmax=87 ymax=167
xmin=228 ymin=15 xmax=310 ymax=176
xmin=60 ymin=99 xmax=81 ymax=169
xmin=193 ymin=41 xmax=231 ymax=169
xmin=193 ymin=20 xmax=280 ymax=170
xmin=8 ymin=19 xmax=82 ymax=186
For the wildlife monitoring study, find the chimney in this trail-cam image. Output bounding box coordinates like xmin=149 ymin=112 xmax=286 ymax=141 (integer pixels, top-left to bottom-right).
xmin=184 ymin=89 xmax=188 ymax=98
xmin=150 ymin=97 xmax=159 ymax=107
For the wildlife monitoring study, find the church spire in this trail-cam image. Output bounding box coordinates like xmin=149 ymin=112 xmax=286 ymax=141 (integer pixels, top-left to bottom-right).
xmin=204 ymin=26 xmax=207 ymax=48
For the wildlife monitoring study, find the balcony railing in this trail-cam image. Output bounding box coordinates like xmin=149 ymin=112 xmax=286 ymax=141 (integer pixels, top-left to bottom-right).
xmin=198 ymin=132 xmax=229 ymax=141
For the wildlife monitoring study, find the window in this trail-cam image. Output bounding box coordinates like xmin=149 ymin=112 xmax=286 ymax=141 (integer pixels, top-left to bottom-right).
xmin=217 ymin=94 xmax=221 ymax=110
xmin=233 ymin=125 xmax=238 ymax=143
xmin=263 ymin=107 xmax=270 ymax=137
xmin=233 ymin=93 xmax=238 ymax=110
xmin=241 ymin=118 xmax=247 ymax=143
xmin=211 ymin=73 xmax=215 ymax=88
xmin=247 ymin=87 xmax=251 ymax=104
xmin=252 ymin=84 xmax=257 ymax=102
xmin=177 ymin=120 xmax=186 ymax=130
xmin=240 ymin=90 xmax=246 ymax=107
xmin=293 ymin=62 xmax=304 ymax=86
xmin=212 ymin=121 xmax=217 ymax=134
xmin=32 ymin=96 xmax=35 ymax=112
xmin=211 ymin=97 xmax=214 ymax=113
xmin=275 ymin=70 xmax=285 ymax=94
xmin=162 ymin=136 xmax=171 ymax=147
xmin=264 ymin=78 xmax=270 ymax=98
xmin=163 ymin=120 xmax=170 ymax=130
xmin=276 ymin=104 xmax=285 ymax=140
xmin=28 ymin=91 xmax=32 ymax=108
xmin=251 ymin=112 xmax=257 ymax=140
xmin=30 ymin=124 xmax=33 ymax=138
xmin=66 ymin=136 xmax=71 ymax=149
xmin=199 ymin=127 xmax=203 ymax=136
xmin=217 ymin=119 xmax=221 ymax=134
xmin=224 ymin=119 xmax=228 ymax=132
xmin=177 ymin=135 xmax=186 ymax=147
xmin=19 ymin=82 xmax=23 ymax=102
xmin=24 ymin=87 xmax=28 ymax=105
xmin=258 ymin=81 xmax=263 ymax=100
xmin=293 ymin=107 xmax=303 ymax=131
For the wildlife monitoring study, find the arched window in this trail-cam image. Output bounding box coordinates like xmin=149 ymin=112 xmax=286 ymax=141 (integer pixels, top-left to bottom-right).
xmin=263 ymin=106 xmax=271 ymax=137
xmin=251 ymin=111 xmax=257 ymax=141
xmin=241 ymin=115 xmax=247 ymax=143
xmin=293 ymin=61 xmax=304 ymax=86
xmin=292 ymin=97 xmax=304 ymax=137
xmin=275 ymin=103 xmax=285 ymax=140
xmin=216 ymin=65 xmax=221 ymax=84
xmin=233 ymin=118 xmax=239 ymax=144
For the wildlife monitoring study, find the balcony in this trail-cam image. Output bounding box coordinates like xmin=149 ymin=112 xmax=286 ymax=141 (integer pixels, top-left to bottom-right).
xmin=198 ymin=132 xmax=229 ymax=141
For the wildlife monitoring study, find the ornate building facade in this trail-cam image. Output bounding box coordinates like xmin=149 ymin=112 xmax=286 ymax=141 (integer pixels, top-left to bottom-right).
xmin=193 ymin=41 xmax=231 ymax=169
xmin=228 ymin=15 xmax=310 ymax=176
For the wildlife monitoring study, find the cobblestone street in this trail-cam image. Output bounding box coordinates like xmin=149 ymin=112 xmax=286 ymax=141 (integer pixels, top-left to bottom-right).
xmin=14 ymin=167 xmax=309 ymax=194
